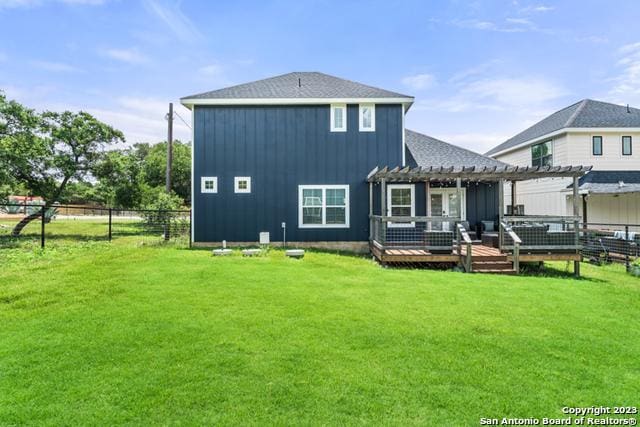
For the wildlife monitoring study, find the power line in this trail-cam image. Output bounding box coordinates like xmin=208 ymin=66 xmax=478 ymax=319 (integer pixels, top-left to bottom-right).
xmin=173 ymin=111 xmax=192 ymax=129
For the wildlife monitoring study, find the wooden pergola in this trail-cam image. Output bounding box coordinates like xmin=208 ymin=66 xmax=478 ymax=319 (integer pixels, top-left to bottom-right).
xmin=367 ymin=165 xmax=592 ymax=275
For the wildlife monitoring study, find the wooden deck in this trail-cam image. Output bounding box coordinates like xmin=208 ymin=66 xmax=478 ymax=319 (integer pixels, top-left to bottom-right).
xmin=371 ymin=241 xmax=582 ymax=265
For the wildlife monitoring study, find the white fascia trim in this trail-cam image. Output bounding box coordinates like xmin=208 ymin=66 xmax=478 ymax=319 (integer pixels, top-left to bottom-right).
xmin=181 ymin=97 xmax=414 ymax=109
xmin=492 ymin=127 xmax=640 ymax=158
xmin=298 ymin=184 xmax=350 ymax=229
xmin=191 ymin=107 xmax=195 ymax=242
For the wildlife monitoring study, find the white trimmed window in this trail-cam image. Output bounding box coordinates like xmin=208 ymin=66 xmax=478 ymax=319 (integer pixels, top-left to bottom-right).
xmin=387 ymin=184 xmax=415 ymax=228
xmin=201 ymin=177 xmax=218 ymax=194
xmin=234 ymin=176 xmax=251 ymax=193
xmin=359 ymin=104 xmax=375 ymax=132
xmin=330 ymin=104 xmax=347 ymax=132
xmin=298 ymin=185 xmax=349 ymax=228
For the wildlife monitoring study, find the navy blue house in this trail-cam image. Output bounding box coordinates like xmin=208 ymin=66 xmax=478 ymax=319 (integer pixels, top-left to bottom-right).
xmin=181 ymin=72 xmax=505 ymax=250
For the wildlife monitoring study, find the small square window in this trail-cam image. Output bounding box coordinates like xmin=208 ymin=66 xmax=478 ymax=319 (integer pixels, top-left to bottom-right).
xmin=622 ymin=136 xmax=632 ymax=156
xmin=330 ymin=104 xmax=347 ymax=132
xmin=234 ymin=177 xmax=251 ymax=193
xmin=201 ymin=177 xmax=218 ymax=194
xmin=359 ymin=104 xmax=375 ymax=132
xmin=592 ymin=136 xmax=603 ymax=156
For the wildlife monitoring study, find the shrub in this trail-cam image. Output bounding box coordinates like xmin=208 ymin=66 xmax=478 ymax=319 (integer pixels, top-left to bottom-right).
xmin=140 ymin=191 xmax=188 ymax=238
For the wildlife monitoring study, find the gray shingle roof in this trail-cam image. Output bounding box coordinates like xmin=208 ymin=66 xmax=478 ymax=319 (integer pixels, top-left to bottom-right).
xmin=405 ymin=129 xmax=508 ymax=169
xmin=569 ymin=171 xmax=640 ymax=194
xmin=182 ymin=72 xmax=413 ymax=100
xmin=486 ymin=99 xmax=640 ymax=156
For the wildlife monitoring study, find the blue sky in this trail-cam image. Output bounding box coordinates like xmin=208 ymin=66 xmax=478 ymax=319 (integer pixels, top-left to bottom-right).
xmin=1 ymin=0 xmax=639 ymax=153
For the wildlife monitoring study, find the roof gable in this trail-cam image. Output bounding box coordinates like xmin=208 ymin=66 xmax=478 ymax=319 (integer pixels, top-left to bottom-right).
xmin=486 ymin=99 xmax=640 ymax=156
xmin=405 ymin=129 xmax=508 ymax=169
xmin=182 ymin=72 xmax=413 ymax=104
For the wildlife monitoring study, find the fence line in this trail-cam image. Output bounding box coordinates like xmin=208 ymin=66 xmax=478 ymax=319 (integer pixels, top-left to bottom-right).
xmin=0 ymin=203 xmax=191 ymax=249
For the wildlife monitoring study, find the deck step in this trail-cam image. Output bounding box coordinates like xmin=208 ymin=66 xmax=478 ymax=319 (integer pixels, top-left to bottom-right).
xmin=473 ymin=268 xmax=517 ymax=275
xmin=471 ymin=255 xmax=508 ymax=262
xmin=472 ymin=261 xmax=513 ymax=270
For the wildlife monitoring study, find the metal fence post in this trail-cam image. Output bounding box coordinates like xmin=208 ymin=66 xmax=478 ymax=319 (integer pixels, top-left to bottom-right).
xmin=40 ymin=207 xmax=45 ymax=249
xmin=625 ymin=225 xmax=630 ymax=272
xmin=189 ymin=209 xmax=192 ymax=248
xmin=108 ymin=208 xmax=112 ymax=241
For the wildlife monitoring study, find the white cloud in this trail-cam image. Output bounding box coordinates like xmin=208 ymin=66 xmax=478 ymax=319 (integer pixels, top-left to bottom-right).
xmin=519 ymin=4 xmax=554 ymax=13
xmin=607 ymin=42 xmax=640 ymax=105
xmin=198 ymin=64 xmax=223 ymax=76
xmin=401 ymin=73 xmax=436 ymax=90
xmin=103 ymin=48 xmax=149 ymax=64
xmin=31 ymin=60 xmax=82 ymax=72
xmin=143 ymin=0 xmax=202 ymax=43
xmin=451 ymin=17 xmax=552 ymax=34
xmin=86 ymin=97 xmax=191 ymax=144
xmin=416 ymin=76 xmax=567 ymax=114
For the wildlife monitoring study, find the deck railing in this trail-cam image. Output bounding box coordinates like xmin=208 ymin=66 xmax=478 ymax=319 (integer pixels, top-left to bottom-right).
xmin=500 ymin=216 xmax=581 ymax=252
xmin=499 ymin=221 xmax=522 ymax=274
xmin=456 ymin=222 xmax=473 ymax=272
xmin=369 ymin=215 xmax=462 ymax=251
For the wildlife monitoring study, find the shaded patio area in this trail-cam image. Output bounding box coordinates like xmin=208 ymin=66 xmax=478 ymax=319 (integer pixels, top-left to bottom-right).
xmin=367 ymin=164 xmax=592 ymax=275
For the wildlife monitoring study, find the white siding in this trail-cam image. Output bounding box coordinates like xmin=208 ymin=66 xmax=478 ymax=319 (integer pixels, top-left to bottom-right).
xmin=565 ymin=131 xmax=640 ymax=170
xmin=497 ymin=135 xmax=571 ymax=216
xmin=571 ymin=193 xmax=640 ymax=230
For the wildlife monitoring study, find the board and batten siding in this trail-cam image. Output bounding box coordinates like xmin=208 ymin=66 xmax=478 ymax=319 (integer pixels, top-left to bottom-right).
xmin=192 ymin=104 xmax=404 ymax=243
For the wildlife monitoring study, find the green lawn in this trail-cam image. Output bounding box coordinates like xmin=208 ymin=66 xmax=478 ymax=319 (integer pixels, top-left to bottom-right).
xmin=0 ymin=243 xmax=639 ymax=425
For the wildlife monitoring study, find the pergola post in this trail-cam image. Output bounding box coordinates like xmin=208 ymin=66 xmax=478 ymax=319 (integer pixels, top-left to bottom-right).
xmin=498 ymin=178 xmax=504 ymax=249
xmin=380 ymin=178 xmax=387 ymax=216
xmin=456 ymin=178 xmax=462 ymax=224
xmin=369 ymin=181 xmax=373 ymax=241
xmin=426 ymin=180 xmax=431 ymax=230
xmin=573 ymin=176 xmax=580 ymax=277
xmin=511 ymin=180 xmax=517 ymax=215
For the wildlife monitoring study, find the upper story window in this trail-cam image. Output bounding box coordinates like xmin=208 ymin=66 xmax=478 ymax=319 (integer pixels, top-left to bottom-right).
xmin=531 ymin=140 xmax=553 ymax=167
xmin=622 ymin=136 xmax=632 ymax=156
xmin=201 ymin=177 xmax=218 ymax=194
xmin=359 ymin=104 xmax=375 ymax=132
xmin=234 ymin=177 xmax=251 ymax=193
xmin=298 ymin=185 xmax=349 ymax=228
xmin=592 ymin=136 xmax=603 ymax=156
xmin=330 ymin=104 xmax=347 ymax=132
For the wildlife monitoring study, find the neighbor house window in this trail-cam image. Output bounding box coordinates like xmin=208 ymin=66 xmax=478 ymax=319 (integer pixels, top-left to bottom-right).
xmin=359 ymin=104 xmax=375 ymax=132
xmin=622 ymin=136 xmax=632 ymax=156
xmin=201 ymin=177 xmax=218 ymax=194
xmin=330 ymin=104 xmax=347 ymax=132
xmin=592 ymin=136 xmax=603 ymax=156
xmin=387 ymin=184 xmax=415 ymax=228
xmin=298 ymin=185 xmax=349 ymax=228
xmin=531 ymin=140 xmax=553 ymax=167
xmin=234 ymin=177 xmax=251 ymax=193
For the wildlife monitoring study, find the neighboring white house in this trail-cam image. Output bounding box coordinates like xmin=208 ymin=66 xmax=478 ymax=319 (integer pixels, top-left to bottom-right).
xmin=486 ymin=99 xmax=640 ymax=226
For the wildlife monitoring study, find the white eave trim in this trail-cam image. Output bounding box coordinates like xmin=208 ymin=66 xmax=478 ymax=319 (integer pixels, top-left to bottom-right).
xmin=491 ymin=127 xmax=640 ymax=158
xmin=181 ymin=97 xmax=415 ymax=111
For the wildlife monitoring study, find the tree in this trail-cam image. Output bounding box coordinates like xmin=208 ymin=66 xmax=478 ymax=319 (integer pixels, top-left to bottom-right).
xmin=139 ymin=141 xmax=191 ymax=203
xmin=0 ymin=94 xmax=125 ymax=235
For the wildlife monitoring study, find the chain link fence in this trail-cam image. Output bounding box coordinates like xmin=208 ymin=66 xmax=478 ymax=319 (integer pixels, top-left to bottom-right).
xmin=0 ymin=203 xmax=191 ymax=249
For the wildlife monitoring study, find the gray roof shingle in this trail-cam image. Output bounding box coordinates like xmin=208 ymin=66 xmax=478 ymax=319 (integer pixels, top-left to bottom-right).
xmin=182 ymin=71 xmax=413 ymax=100
xmin=486 ymin=99 xmax=640 ymax=156
xmin=569 ymin=170 xmax=640 ymax=194
xmin=406 ymin=129 xmax=508 ymax=169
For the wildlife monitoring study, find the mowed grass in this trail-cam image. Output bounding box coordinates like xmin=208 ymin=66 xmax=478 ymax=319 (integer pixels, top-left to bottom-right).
xmin=0 ymin=243 xmax=639 ymax=425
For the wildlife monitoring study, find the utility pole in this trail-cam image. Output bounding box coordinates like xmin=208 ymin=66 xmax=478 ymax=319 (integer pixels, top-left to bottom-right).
xmin=166 ymin=102 xmax=173 ymax=194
